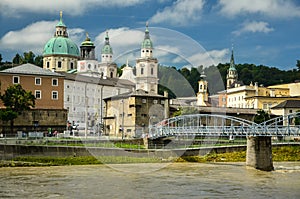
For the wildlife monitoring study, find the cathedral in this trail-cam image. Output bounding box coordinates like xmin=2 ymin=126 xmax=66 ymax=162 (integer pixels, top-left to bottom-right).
xmin=42 ymin=12 xmax=158 ymax=94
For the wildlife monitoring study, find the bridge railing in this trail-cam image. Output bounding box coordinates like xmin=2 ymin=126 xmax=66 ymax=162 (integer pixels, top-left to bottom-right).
xmin=149 ymin=113 xmax=300 ymax=139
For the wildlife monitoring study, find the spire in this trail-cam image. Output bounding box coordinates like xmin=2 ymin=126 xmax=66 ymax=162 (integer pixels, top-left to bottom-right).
xmin=229 ymin=45 xmax=236 ymax=71
xmin=56 ymin=11 xmax=66 ymax=27
xmin=60 ymin=11 xmax=63 ymax=21
xmin=145 ymin=22 xmax=150 ymax=39
xmin=141 ymin=22 xmax=153 ymax=50
xmin=105 ymin=30 xmax=110 ymax=45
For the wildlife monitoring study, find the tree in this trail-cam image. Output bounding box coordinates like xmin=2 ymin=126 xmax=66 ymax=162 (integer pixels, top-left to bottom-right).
xmin=0 ymin=54 xmax=2 ymax=65
xmin=12 ymin=53 xmax=23 ymax=65
xmin=254 ymin=110 xmax=270 ymax=124
xmin=34 ymin=55 xmax=43 ymax=67
xmin=297 ymin=60 xmax=300 ymax=71
xmin=23 ymin=51 xmax=35 ymax=64
xmin=0 ymin=84 xmax=35 ymax=134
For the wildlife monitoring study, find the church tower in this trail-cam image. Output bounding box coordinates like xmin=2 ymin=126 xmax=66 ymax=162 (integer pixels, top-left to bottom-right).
xmin=197 ymin=72 xmax=209 ymax=106
xmin=77 ymin=33 xmax=98 ymax=73
xmin=226 ymin=48 xmax=238 ymax=89
xmin=99 ymin=31 xmax=117 ymax=79
xmin=43 ymin=11 xmax=80 ymax=72
xmin=135 ymin=23 xmax=159 ymax=93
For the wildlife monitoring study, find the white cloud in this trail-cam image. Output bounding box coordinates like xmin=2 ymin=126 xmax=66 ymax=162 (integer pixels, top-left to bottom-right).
xmin=94 ymin=28 xmax=144 ymax=63
xmin=149 ymin=0 xmax=205 ymax=26
xmin=233 ymin=21 xmax=274 ymax=36
xmin=218 ymin=0 xmax=300 ymax=18
xmin=0 ymin=0 xmax=145 ymax=17
xmin=0 ymin=20 xmax=85 ymax=55
xmin=187 ymin=49 xmax=229 ymax=67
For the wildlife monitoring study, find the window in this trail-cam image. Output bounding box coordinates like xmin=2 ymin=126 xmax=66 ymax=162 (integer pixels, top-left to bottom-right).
xmin=47 ymin=62 xmax=50 ymax=68
xmin=70 ymin=62 xmax=74 ymax=69
xmin=142 ymin=99 xmax=147 ymax=103
xmin=35 ymin=77 xmax=41 ymax=85
xmin=127 ymin=114 xmax=132 ymax=117
xmin=52 ymin=91 xmax=58 ymax=100
xmin=52 ymin=78 xmax=58 ymax=86
xmin=35 ymin=90 xmax=41 ymax=99
xmin=263 ymin=103 xmax=268 ymax=109
xmin=141 ymin=68 xmax=144 ymax=75
xmin=153 ymin=100 xmax=157 ymax=104
xmin=151 ymin=67 xmax=154 ymax=75
xmin=13 ymin=76 xmax=19 ymax=84
xmin=57 ymin=61 xmax=62 ymax=68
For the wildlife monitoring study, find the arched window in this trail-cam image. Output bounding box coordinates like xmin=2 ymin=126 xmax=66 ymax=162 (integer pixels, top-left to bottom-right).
xmin=110 ymin=72 xmax=113 ymax=78
xmin=141 ymin=68 xmax=144 ymax=75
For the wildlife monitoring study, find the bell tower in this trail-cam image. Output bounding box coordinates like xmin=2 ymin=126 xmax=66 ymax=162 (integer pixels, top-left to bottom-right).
xmin=135 ymin=23 xmax=159 ymax=94
xmin=226 ymin=48 xmax=238 ymax=89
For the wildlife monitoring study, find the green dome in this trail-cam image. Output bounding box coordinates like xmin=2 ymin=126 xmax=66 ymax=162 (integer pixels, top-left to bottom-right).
xmin=43 ymin=37 xmax=80 ymax=57
xmin=141 ymin=38 xmax=153 ymax=49
xmin=81 ymin=38 xmax=94 ymax=46
xmin=101 ymin=44 xmax=113 ymax=54
xmin=141 ymin=26 xmax=153 ymax=49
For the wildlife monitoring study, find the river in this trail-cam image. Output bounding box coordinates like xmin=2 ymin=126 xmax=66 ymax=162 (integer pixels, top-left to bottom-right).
xmin=0 ymin=162 xmax=299 ymax=199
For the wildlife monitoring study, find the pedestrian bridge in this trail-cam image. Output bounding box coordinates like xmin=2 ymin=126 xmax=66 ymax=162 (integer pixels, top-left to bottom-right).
xmin=149 ymin=113 xmax=300 ymax=139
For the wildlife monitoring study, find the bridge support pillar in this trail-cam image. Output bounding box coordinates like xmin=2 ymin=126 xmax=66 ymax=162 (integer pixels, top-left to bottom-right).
xmin=246 ymin=136 xmax=274 ymax=171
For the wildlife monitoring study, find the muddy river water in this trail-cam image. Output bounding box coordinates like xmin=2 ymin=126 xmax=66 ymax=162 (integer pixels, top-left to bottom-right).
xmin=0 ymin=162 xmax=299 ymax=198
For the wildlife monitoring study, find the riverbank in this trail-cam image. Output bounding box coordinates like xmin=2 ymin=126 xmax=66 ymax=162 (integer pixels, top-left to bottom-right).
xmin=0 ymin=145 xmax=299 ymax=167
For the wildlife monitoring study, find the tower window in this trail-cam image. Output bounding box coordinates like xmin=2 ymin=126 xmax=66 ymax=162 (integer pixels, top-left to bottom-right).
xmin=57 ymin=61 xmax=62 ymax=68
xmin=47 ymin=62 xmax=50 ymax=68
xmin=141 ymin=68 xmax=144 ymax=75
xmin=151 ymin=68 xmax=154 ymax=75
xmin=110 ymin=72 xmax=113 ymax=78
xmin=70 ymin=62 xmax=74 ymax=69
xmin=146 ymin=50 xmax=149 ymax=52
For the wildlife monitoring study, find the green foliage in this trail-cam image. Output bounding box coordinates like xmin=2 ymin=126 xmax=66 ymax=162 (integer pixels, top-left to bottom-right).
xmin=12 ymin=53 xmax=22 ymax=64
xmin=172 ymin=106 xmax=198 ymax=117
xmin=0 ymin=109 xmax=18 ymax=122
xmin=1 ymin=84 xmax=35 ymax=114
xmin=254 ymin=109 xmax=270 ymax=124
xmin=12 ymin=51 xmax=43 ymax=67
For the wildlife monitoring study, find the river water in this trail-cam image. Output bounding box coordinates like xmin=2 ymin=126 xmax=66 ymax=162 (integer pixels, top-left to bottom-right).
xmin=0 ymin=162 xmax=299 ymax=199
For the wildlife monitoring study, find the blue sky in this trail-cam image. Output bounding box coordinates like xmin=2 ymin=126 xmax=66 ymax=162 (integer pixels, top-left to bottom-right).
xmin=0 ymin=0 xmax=300 ymax=70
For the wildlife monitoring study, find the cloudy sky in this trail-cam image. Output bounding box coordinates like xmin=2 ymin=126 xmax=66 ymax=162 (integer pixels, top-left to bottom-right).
xmin=0 ymin=0 xmax=300 ymax=70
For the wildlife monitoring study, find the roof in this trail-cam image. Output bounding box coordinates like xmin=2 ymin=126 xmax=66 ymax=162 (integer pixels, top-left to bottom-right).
xmin=43 ymin=37 xmax=80 ymax=57
xmin=62 ymin=72 xmax=134 ymax=89
xmin=272 ymin=100 xmax=300 ymax=109
xmin=0 ymin=63 xmax=64 ymax=77
xmin=141 ymin=25 xmax=153 ymax=49
xmin=101 ymin=31 xmax=113 ymax=54
xmin=104 ymin=89 xmax=166 ymax=101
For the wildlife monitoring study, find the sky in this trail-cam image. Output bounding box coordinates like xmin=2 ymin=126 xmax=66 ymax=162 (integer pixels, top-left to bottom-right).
xmin=0 ymin=0 xmax=300 ymax=70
